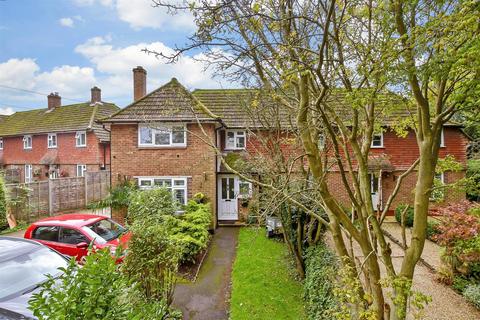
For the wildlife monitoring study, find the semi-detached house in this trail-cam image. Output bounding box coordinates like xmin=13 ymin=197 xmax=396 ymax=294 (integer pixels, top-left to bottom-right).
xmin=0 ymin=87 xmax=119 ymax=183
xmin=102 ymin=66 xmax=468 ymax=227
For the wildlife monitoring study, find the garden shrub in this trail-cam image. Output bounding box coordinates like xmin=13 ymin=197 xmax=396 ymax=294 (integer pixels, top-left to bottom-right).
xmin=165 ymin=201 xmax=212 ymax=262
xmin=452 ymin=276 xmax=474 ymax=293
xmin=464 ymin=284 xmax=480 ymax=309
xmin=123 ymin=222 xmax=181 ymax=304
xmin=29 ymin=249 xmax=181 ymax=320
xmin=426 ymin=220 xmax=440 ymax=241
xmin=303 ymin=243 xmax=338 ymax=320
xmin=0 ymin=174 xmax=8 ymax=231
xmin=395 ymin=204 xmax=414 ymax=227
xmin=89 ymin=180 xmax=137 ymax=210
xmin=127 ymin=187 xmax=177 ymax=223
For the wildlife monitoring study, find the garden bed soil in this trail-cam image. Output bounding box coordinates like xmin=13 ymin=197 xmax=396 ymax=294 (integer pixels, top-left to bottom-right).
xmin=178 ymin=239 xmax=212 ymax=282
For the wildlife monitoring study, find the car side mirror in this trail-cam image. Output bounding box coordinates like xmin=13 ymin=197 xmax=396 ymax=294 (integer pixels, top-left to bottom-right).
xmin=76 ymin=242 xmax=88 ymax=249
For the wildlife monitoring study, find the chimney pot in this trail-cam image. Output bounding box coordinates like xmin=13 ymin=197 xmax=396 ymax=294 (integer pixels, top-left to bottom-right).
xmin=47 ymin=92 xmax=61 ymax=110
xmin=133 ymin=66 xmax=147 ymax=101
xmin=91 ymin=86 xmax=101 ymax=104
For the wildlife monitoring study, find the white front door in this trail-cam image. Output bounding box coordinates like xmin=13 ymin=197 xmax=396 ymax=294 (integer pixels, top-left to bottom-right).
xmin=369 ymin=174 xmax=381 ymax=210
xmin=218 ymin=175 xmax=238 ymax=220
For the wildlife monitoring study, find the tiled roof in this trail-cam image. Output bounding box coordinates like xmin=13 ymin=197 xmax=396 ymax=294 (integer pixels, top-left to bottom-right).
xmin=101 ymin=78 xmax=461 ymax=129
xmin=101 ymin=78 xmax=215 ymax=124
xmin=0 ymin=102 xmax=119 ymax=142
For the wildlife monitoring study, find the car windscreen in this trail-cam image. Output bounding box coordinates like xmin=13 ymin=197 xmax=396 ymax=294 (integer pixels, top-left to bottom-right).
xmin=0 ymin=246 xmax=68 ymax=301
xmin=82 ymin=219 xmax=126 ymax=244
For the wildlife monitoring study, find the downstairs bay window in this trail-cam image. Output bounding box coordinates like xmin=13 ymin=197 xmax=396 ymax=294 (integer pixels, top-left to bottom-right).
xmin=138 ymin=124 xmax=186 ymax=147
xmin=137 ymin=176 xmax=187 ymax=205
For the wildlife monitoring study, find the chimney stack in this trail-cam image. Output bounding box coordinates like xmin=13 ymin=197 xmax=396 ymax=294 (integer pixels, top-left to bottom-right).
xmin=47 ymin=92 xmax=61 ymax=110
xmin=91 ymin=86 xmax=101 ymax=104
xmin=133 ymin=66 xmax=147 ymax=101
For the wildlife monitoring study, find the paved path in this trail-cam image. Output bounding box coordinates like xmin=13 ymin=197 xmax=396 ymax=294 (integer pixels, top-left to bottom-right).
xmin=173 ymin=227 xmax=239 ymax=320
xmin=326 ymin=225 xmax=480 ymax=320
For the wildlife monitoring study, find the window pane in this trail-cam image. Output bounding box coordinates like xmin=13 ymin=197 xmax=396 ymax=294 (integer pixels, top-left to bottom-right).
xmin=140 ymin=127 xmax=153 ymax=144
xmin=228 ymin=178 xmax=235 ymax=199
xmin=226 ymin=132 xmax=235 ymax=148
xmin=221 ymin=178 xmax=227 ymax=199
xmin=139 ymin=179 xmax=152 ymax=187
xmin=174 ymin=189 xmax=186 ymax=204
xmin=172 ymin=127 xmax=185 ymax=144
xmin=60 ymin=228 xmax=88 ymax=245
xmin=174 ymin=179 xmax=185 ymax=186
xmin=239 ymin=181 xmax=251 ymax=197
xmin=154 ymin=179 xmax=171 ymax=187
xmin=33 ymin=226 xmax=59 ymax=242
xmin=155 ymin=131 xmax=170 ymax=145
xmin=372 ymin=134 xmax=382 ymax=146
xmin=236 ymin=136 xmax=245 ymax=148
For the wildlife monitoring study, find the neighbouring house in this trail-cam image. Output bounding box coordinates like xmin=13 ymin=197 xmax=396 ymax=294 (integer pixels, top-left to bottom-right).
xmin=0 ymin=87 xmax=119 ymax=183
xmin=101 ymin=66 xmax=468 ymax=226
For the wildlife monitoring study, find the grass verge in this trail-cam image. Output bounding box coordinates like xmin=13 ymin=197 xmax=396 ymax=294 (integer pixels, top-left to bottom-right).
xmin=230 ymin=227 xmax=305 ymax=320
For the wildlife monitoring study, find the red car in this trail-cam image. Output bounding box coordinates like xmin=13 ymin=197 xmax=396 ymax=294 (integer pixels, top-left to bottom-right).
xmin=24 ymin=214 xmax=130 ymax=262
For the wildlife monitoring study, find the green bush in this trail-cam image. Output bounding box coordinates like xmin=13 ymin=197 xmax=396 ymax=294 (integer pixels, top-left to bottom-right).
xmin=426 ymin=220 xmax=440 ymax=241
xmin=452 ymin=276 xmax=475 ymax=293
xmin=464 ymin=284 xmax=480 ymax=309
xmin=89 ymin=180 xmax=137 ymax=210
xmin=395 ymin=204 xmax=414 ymax=227
xmin=303 ymin=243 xmax=338 ymax=320
xmin=29 ymin=249 xmax=181 ymax=320
xmin=165 ymin=201 xmax=212 ymax=263
xmin=127 ymin=187 xmax=178 ymax=223
xmin=0 ymin=174 xmax=8 ymax=231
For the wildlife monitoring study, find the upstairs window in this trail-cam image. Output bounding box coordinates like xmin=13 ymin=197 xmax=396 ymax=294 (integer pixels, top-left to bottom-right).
xmin=23 ymin=135 xmax=32 ymax=149
xmin=440 ymin=127 xmax=445 ymax=147
xmin=0 ymin=138 xmax=3 ymax=150
xmin=76 ymin=164 xmax=87 ymax=177
xmin=225 ymin=130 xmax=246 ymax=150
xmin=371 ymin=132 xmax=383 ymax=148
xmin=138 ymin=124 xmax=186 ymax=147
xmin=48 ymin=133 xmax=57 ymax=148
xmin=75 ymin=131 xmax=86 ymax=147
xmin=238 ymin=180 xmax=253 ymax=198
xmin=137 ymin=177 xmax=187 ymax=205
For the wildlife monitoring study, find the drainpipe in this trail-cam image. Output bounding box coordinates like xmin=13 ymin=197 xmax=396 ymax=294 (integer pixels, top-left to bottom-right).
xmin=214 ymin=120 xmax=226 ymax=229
xmin=102 ymin=124 xmax=112 ymax=188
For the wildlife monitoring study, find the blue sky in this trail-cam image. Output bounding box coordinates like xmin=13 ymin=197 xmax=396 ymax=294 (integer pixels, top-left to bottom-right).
xmin=0 ymin=0 xmax=229 ymax=114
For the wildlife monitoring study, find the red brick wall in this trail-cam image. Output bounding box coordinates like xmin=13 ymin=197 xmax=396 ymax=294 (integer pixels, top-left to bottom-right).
xmin=110 ymin=123 xmax=217 ymax=224
xmin=1 ymin=131 xmax=110 ymax=181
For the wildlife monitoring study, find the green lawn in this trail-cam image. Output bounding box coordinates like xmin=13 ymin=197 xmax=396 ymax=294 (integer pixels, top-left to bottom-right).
xmin=230 ymin=227 xmax=305 ymax=320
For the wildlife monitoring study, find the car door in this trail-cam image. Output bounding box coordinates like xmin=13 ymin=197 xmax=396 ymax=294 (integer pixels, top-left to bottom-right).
xmin=31 ymin=226 xmax=63 ymax=253
xmin=58 ymin=227 xmax=90 ymax=260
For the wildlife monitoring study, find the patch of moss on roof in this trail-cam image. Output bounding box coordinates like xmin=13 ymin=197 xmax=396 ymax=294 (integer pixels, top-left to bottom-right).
xmin=0 ymin=102 xmax=119 ymax=138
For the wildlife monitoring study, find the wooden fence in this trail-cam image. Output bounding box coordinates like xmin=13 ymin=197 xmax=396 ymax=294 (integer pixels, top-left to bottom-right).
xmin=6 ymin=171 xmax=110 ymax=223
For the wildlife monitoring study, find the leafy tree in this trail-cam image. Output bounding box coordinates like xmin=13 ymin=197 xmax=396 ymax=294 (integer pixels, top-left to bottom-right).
xmin=0 ymin=174 xmax=8 ymax=230
xmin=149 ymin=0 xmax=479 ymax=318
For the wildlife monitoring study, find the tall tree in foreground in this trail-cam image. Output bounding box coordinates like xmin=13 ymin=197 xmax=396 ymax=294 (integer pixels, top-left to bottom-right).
xmin=150 ymin=0 xmax=479 ymax=318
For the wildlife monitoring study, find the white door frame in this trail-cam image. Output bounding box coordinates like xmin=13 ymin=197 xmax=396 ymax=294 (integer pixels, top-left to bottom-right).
xmin=369 ymin=174 xmax=382 ymax=210
xmin=217 ymin=174 xmax=239 ymax=220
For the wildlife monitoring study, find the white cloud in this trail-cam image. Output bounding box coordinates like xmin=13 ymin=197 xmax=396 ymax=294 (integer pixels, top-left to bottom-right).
xmin=59 ymin=17 xmax=75 ymax=28
xmin=73 ymin=0 xmax=194 ymax=30
xmin=0 ymin=107 xmax=14 ymax=115
xmin=75 ymin=35 xmax=223 ymax=96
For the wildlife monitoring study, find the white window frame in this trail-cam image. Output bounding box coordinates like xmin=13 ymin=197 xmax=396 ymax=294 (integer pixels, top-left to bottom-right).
xmin=371 ymin=132 xmax=384 ymax=148
xmin=440 ymin=127 xmax=445 ymax=147
xmin=23 ymin=135 xmax=32 ymax=150
xmin=225 ymin=130 xmax=246 ymax=150
xmin=138 ymin=124 xmax=187 ymax=148
xmin=318 ymin=133 xmax=326 ymax=150
xmin=0 ymin=138 xmax=3 ymax=150
xmin=137 ymin=176 xmax=188 ymax=205
xmin=75 ymin=131 xmax=87 ymax=147
xmin=76 ymin=164 xmax=87 ymax=177
xmin=25 ymin=164 xmax=33 ymax=183
xmin=238 ymin=180 xmax=253 ymax=199
xmin=47 ymin=133 xmax=57 ymax=148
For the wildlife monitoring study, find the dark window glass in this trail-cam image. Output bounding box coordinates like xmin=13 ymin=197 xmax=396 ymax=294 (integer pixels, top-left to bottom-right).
xmin=32 ymin=226 xmax=59 ymax=242
xmin=221 ymin=178 xmax=227 ymax=199
xmin=228 ymin=178 xmax=235 ymax=199
xmin=60 ymin=228 xmax=88 ymax=245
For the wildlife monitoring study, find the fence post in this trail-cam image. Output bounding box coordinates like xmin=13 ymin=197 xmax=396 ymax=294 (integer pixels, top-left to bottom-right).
xmin=48 ymin=179 xmax=53 ymax=215
xmin=84 ymin=175 xmax=88 ymax=208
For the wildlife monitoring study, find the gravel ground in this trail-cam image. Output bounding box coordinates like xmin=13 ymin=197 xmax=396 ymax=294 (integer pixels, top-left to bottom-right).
xmin=326 ymin=228 xmax=480 ymax=320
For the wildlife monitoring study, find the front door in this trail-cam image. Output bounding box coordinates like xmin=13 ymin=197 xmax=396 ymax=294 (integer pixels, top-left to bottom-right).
xmin=217 ymin=175 xmax=238 ymax=220
xmin=369 ymin=174 xmax=381 ymax=210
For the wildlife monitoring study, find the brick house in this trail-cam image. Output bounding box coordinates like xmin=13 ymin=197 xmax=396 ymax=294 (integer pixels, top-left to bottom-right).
xmin=102 ymin=66 xmax=468 ymax=226
xmin=0 ymin=87 xmax=119 ymax=183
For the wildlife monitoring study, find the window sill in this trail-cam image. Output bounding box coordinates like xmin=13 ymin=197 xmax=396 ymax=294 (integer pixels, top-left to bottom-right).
xmin=76 ymin=145 xmax=87 ymax=148
xmin=370 ymin=146 xmax=384 ymax=149
xmin=48 ymin=146 xmax=57 ymax=149
xmin=224 ymin=148 xmax=246 ymax=151
xmin=138 ymin=145 xmax=187 ymax=150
